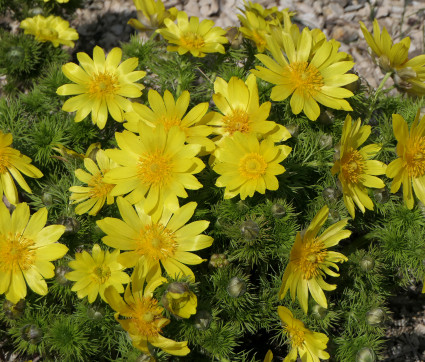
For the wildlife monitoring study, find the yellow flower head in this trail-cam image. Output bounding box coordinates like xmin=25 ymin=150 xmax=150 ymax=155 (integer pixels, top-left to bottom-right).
xmin=278 ymin=306 xmax=330 ymax=362
xmin=65 ymin=244 xmax=130 ymax=303
xmin=56 ymin=46 xmax=146 ymax=129
xmin=331 ymin=115 xmax=387 ymax=218
xmin=128 ymin=0 xmax=178 ymax=32
xmin=240 ymin=1 xmax=293 ymax=22
xmin=0 ymin=131 xmax=43 ymax=205
xmin=161 ymin=282 xmax=197 ymax=318
xmin=279 ymin=205 xmax=351 ymax=313
xmin=251 ymin=27 xmax=358 ymax=121
xmin=69 ymin=149 xmax=117 ymax=216
xmin=105 ymin=124 xmax=205 ymax=215
xmin=386 ymin=111 xmax=425 ymax=209
xmin=125 ymin=89 xmax=215 ymax=153
xmin=20 ymin=15 xmax=78 ymax=48
xmin=207 ymin=74 xmax=291 ymax=146
xmin=214 ymin=132 xmax=291 ymax=200
xmin=104 ymin=263 xmax=190 ymax=356
xmin=0 ymin=202 xmax=67 ymax=303
xmin=157 ymin=11 xmax=228 ymax=57
xmin=97 ymin=197 xmax=213 ymax=282
xmin=237 ymin=11 xmax=275 ymax=53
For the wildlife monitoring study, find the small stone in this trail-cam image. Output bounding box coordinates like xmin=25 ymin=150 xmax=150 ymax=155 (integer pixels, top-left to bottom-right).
xmin=110 ymin=24 xmax=124 ymax=36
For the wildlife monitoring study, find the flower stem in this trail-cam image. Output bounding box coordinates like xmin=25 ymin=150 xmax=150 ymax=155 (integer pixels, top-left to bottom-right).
xmin=366 ymin=71 xmax=393 ymax=123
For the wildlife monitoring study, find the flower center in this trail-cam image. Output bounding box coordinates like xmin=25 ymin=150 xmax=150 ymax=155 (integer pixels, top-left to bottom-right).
xmin=88 ymin=171 xmax=114 ymax=199
xmin=0 ymin=234 xmax=35 ymax=273
xmin=239 ymin=153 xmax=267 ymax=179
xmin=137 ymin=151 xmax=173 ymax=187
xmin=181 ymin=32 xmax=205 ymax=49
xmin=130 ymin=297 xmax=164 ymax=337
xmin=285 ymin=325 xmax=305 ymax=348
xmin=340 ymin=149 xmax=365 ymax=184
xmin=39 ymin=27 xmax=59 ymax=41
xmin=285 ymin=61 xmax=324 ymax=95
xmin=405 ymin=136 xmax=425 ymax=178
xmin=89 ymin=72 xmax=119 ymax=98
xmin=0 ymin=152 xmax=11 ymax=173
xmin=291 ymin=238 xmax=327 ymax=279
xmin=136 ymin=223 xmax=177 ymax=261
xmin=222 ymin=108 xmax=251 ymax=136
xmin=93 ymin=265 xmax=111 ymax=284
xmin=159 ymin=115 xmax=182 ymax=132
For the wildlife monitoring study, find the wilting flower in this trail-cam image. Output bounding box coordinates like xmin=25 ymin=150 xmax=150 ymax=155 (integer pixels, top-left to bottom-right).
xmin=278 ymin=306 xmax=330 ymax=362
xmin=65 ymin=244 xmax=130 ymax=303
xmin=57 ymin=46 xmax=146 ymax=129
xmin=386 ymin=111 xmax=425 ymax=209
xmin=20 ymin=15 xmax=78 ymax=47
xmin=279 ymin=205 xmax=351 ymax=313
xmin=0 ymin=203 xmax=67 ymax=303
xmin=331 ymin=115 xmax=387 ymax=218
xmin=0 ymin=131 xmax=43 ymax=205
xmin=128 ymin=0 xmax=178 ymax=33
xmin=157 ymin=11 xmax=228 ymax=57
xmin=251 ymin=27 xmax=358 ymax=121
xmin=161 ymin=282 xmax=197 ymax=318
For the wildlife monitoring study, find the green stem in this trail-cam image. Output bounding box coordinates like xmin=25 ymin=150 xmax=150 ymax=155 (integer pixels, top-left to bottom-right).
xmin=366 ymin=71 xmax=393 ymax=123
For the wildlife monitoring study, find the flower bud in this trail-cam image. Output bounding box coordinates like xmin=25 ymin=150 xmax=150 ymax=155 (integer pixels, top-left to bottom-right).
xmin=240 ymin=220 xmax=260 ymax=241
xmin=322 ymin=187 xmax=340 ymax=202
xmin=417 ymin=201 xmax=425 ymax=217
xmin=194 ymin=310 xmax=212 ymax=330
xmin=236 ymin=200 xmax=249 ymax=212
xmin=227 ymin=277 xmax=246 ymax=298
xmin=21 ymin=324 xmax=43 ymax=344
xmin=58 ymin=216 xmax=80 ymax=234
xmin=29 ymin=7 xmax=43 ymax=16
xmin=285 ymin=124 xmax=299 ymax=137
xmin=311 ymin=304 xmax=327 ymax=319
xmin=136 ymin=354 xmax=154 ymax=362
xmin=271 ymin=203 xmax=286 ymax=219
xmin=209 ymin=253 xmax=229 ymax=268
xmin=87 ymin=306 xmax=104 ymax=320
xmin=373 ymin=188 xmax=389 ymax=204
xmin=356 ymin=347 xmax=376 ymax=362
xmin=41 ymin=192 xmax=54 ymax=206
xmin=333 ymin=143 xmax=341 ymax=162
xmin=226 ymin=26 xmax=243 ymax=49
xmin=319 ymin=134 xmax=333 ymax=149
xmin=3 ymin=299 xmax=25 ymax=319
xmin=360 ymin=255 xmax=375 ymax=272
xmin=318 ymin=110 xmax=334 ymax=125
xmin=161 ymin=282 xmax=197 ymax=319
xmin=366 ymin=307 xmax=386 ymax=326
xmin=6 ymin=46 xmax=25 ymax=64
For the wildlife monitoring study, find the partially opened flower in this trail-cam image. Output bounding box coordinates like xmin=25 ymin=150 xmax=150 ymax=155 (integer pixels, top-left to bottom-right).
xmin=157 ymin=11 xmax=228 ymax=57
xmin=57 ymin=46 xmax=146 ymax=129
xmin=97 ymin=197 xmax=213 ymax=281
xmin=279 ymin=205 xmax=351 ymax=313
xmin=65 ymin=244 xmax=130 ymax=303
xmin=331 ymin=115 xmax=387 ymax=218
xmin=0 ymin=202 xmax=67 ymax=303
xmin=161 ymin=282 xmax=197 ymax=318
xmin=386 ymin=111 xmax=425 ymax=209
xmin=20 ymin=15 xmax=78 ymax=47
xmin=251 ymin=27 xmax=358 ymax=121
xmin=240 ymin=1 xmax=292 ymax=22
xmin=278 ymin=306 xmax=330 ymax=362
xmin=237 ymin=11 xmax=275 ymax=53
xmin=0 ymin=131 xmax=43 ymax=205
xmin=128 ymin=0 xmax=178 ymax=33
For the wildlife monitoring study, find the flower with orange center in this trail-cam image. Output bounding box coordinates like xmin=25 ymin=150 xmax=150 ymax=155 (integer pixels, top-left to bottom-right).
xmin=279 ymin=205 xmax=351 ymax=313
xmin=213 ymin=132 xmax=291 ymax=199
xmin=97 ymin=197 xmax=213 ymax=281
xmin=278 ymin=306 xmax=330 ymax=362
xmin=386 ymin=111 xmax=425 ymax=209
xmin=331 ymin=115 xmax=387 ymax=218
xmin=69 ymin=149 xmax=117 ymax=215
xmin=104 ymin=263 xmax=190 ymax=356
xmin=57 ymin=46 xmax=146 ymax=129
xmin=0 ymin=202 xmax=67 ymax=303
xmin=157 ymin=11 xmax=228 ymax=57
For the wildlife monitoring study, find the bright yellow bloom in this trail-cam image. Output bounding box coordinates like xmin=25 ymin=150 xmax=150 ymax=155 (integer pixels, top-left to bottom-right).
xmin=214 ymin=132 xmax=291 ymax=200
xmin=97 ymin=197 xmax=213 ymax=281
xmin=240 ymin=1 xmax=292 ymax=22
xmin=65 ymin=244 xmax=130 ymax=303
xmin=279 ymin=205 xmax=351 ymax=313
xmin=69 ymin=149 xmax=117 ymax=216
xmin=44 ymin=0 xmax=69 ymax=3
xmin=162 ymin=282 xmax=197 ymax=318
xmin=57 ymin=46 xmax=146 ymax=129
xmin=104 ymin=264 xmax=190 ymax=356
xmin=386 ymin=111 xmax=425 ymax=209
xmin=0 ymin=203 xmax=67 ymax=303
xmin=128 ymin=0 xmax=178 ymax=32
xmin=157 ymin=11 xmax=228 ymax=57
xmin=278 ymin=306 xmax=330 ymax=362
xmin=207 ymin=74 xmax=291 ymax=146
xmin=105 ymin=124 xmax=205 ymax=215
xmin=0 ymin=131 xmax=43 ymax=205
xmin=125 ymin=89 xmax=215 ymax=153
xmin=251 ymin=27 xmax=358 ymax=121
xmin=20 ymin=15 xmax=78 ymax=48
xmin=237 ymin=11 xmax=275 ymax=53
xmin=331 ymin=115 xmax=387 ymax=218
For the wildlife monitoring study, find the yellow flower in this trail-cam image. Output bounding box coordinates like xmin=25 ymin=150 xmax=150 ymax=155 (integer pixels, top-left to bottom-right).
xmin=0 ymin=131 xmax=43 ymax=205
xmin=157 ymin=11 xmax=228 ymax=57
xmin=331 ymin=115 xmax=387 ymax=218
xmin=207 ymin=74 xmax=291 ymax=146
xmin=237 ymin=11 xmax=275 ymax=53
xmin=263 ymin=350 xmax=273 ymax=362
xmin=279 ymin=205 xmax=351 ymax=313
xmin=124 ymin=89 xmax=215 ymax=153
xmin=44 ymin=0 xmax=69 ymax=3
xmin=240 ymin=1 xmax=292 ymax=22
xmin=214 ymin=132 xmax=291 ymax=200
xmin=65 ymin=244 xmax=130 ymax=303
xmin=278 ymin=306 xmax=330 ymax=362
xmin=386 ymin=111 xmax=425 ymax=209
xmin=251 ymin=27 xmax=358 ymax=121
xmin=69 ymin=149 xmax=117 ymax=216
xmin=0 ymin=203 xmax=67 ymax=303
xmin=161 ymin=282 xmax=197 ymax=318
xmin=20 ymin=15 xmax=78 ymax=48
xmin=104 ymin=264 xmax=190 ymax=356
xmin=56 ymin=46 xmax=146 ymax=129
xmin=97 ymin=197 xmax=213 ymax=281
xmin=104 ymin=124 xmax=205 ymax=215
xmin=128 ymin=0 xmax=178 ymax=32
